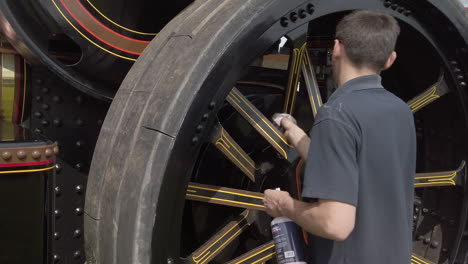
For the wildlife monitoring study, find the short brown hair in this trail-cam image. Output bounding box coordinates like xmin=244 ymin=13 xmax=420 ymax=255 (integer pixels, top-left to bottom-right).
xmin=336 ymin=10 xmax=400 ymax=71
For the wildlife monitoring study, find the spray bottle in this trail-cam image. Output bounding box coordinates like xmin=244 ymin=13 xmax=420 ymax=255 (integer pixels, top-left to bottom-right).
xmin=270 ymin=189 xmax=306 ymax=264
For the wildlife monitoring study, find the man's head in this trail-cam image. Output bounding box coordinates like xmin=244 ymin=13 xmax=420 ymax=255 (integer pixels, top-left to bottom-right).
xmin=332 ymin=10 xmax=400 ymax=78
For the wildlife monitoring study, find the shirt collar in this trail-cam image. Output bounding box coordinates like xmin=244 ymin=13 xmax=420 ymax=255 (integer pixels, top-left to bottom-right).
xmin=328 ymin=74 xmax=384 ymax=101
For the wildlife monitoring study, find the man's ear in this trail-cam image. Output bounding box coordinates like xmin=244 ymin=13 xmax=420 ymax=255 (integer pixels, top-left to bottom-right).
xmin=382 ymin=51 xmax=397 ymax=71
xmin=332 ymin=39 xmax=342 ymax=59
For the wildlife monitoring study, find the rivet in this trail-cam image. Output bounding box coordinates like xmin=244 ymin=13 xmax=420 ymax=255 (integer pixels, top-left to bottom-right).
xmin=55 ymin=163 xmax=62 ymax=173
xmin=422 ymin=208 xmax=429 ymax=214
xmin=54 ymin=209 xmax=61 ymax=219
xmin=34 ymin=128 xmax=42 ymax=134
xmin=53 ymin=254 xmax=60 ymax=263
xmin=36 ymin=79 xmax=44 ymax=85
xmin=413 ymin=215 xmax=418 ymax=220
xmin=73 ymin=251 xmax=81 ymax=259
xmin=403 ymin=10 xmax=412 ymax=16
xmin=306 ymin=3 xmax=314 ymax=14
xmin=76 ymin=141 xmax=84 ymax=148
xmin=42 ymin=104 xmax=49 ymax=110
xmin=75 ymin=207 xmax=83 ymax=215
xmin=45 ymin=148 xmax=53 ymax=157
xmin=32 ymin=150 xmax=41 ymax=159
xmin=298 ymin=9 xmax=307 ymax=19
xmin=16 ymin=150 xmax=26 ymax=160
xmin=55 ymin=186 xmax=61 ymax=196
xmin=442 ymin=248 xmax=448 ymax=253
xmin=430 ymin=241 xmax=439 ymax=248
xmin=75 ymin=163 xmax=83 ymax=171
xmin=54 ymin=232 xmax=60 ymax=240
xmin=53 ymin=119 xmax=62 ymax=127
xmin=454 ymin=68 xmax=461 ymax=73
xmin=391 ymin=4 xmax=398 ymax=10
xmin=52 ymin=96 xmax=62 ymax=103
xmin=76 ymin=119 xmax=84 ymax=127
xmin=196 ymin=125 xmax=203 ymax=133
xmin=460 ymin=82 xmax=467 ymax=87
xmin=42 ymin=120 xmax=49 ymax=127
xmin=457 ymin=75 xmax=464 ymax=80
xmin=41 ymin=87 xmax=49 ymax=94
xmin=73 ymin=229 xmax=82 ymax=238
xmin=383 ymin=1 xmax=392 ymax=8
xmin=208 ymin=101 xmax=216 ymax=110
xmin=417 ymin=235 xmax=424 ymax=241
xmin=423 ymin=237 xmax=431 ymax=244
xmin=53 ymin=146 xmax=59 ymax=154
xmin=167 ymin=258 xmax=174 ymax=264
xmin=397 ymin=7 xmax=405 ymax=13
xmin=192 ymin=137 xmax=199 ymax=145
xmin=280 ymin=17 xmax=288 ymax=27
xmin=202 ymin=113 xmax=209 ymax=121
xmin=75 ymin=96 xmax=83 ymax=104
xmin=2 ymin=151 xmax=11 ymax=160
xmin=75 ymin=185 xmax=83 ymax=194
xmin=289 ymin=12 xmax=298 ymax=22
xmin=35 ymin=96 xmax=42 ymax=102
xmin=451 ymin=60 xmax=458 ymax=66
xmin=34 ymin=111 xmax=42 ymax=119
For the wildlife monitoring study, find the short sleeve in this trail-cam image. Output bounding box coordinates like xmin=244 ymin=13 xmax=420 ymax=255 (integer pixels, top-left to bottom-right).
xmin=302 ymin=119 xmax=359 ymax=206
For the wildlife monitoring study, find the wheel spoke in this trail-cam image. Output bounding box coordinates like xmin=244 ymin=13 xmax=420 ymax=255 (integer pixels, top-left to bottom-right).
xmin=411 ymin=254 xmax=434 ymax=264
xmin=212 ymin=124 xmax=257 ymax=182
xmin=188 ymin=210 xmax=255 ymax=264
xmin=283 ymin=48 xmax=301 ymax=114
xmin=300 ymin=43 xmax=323 ymax=117
xmin=415 ymin=161 xmax=466 ymax=188
xmin=186 ymin=182 xmax=265 ymax=211
xmin=407 ymin=71 xmax=449 ymax=113
xmin=282 ymin=43 xmax=323 ymax=117
xmin=225 ymin=241 xmax=276 ymax=264
xmin=227 ymin=87 xmax=290 ymax=158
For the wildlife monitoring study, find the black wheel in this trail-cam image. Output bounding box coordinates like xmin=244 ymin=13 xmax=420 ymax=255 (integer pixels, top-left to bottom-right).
xmin=85 ymin=1 xmax=468 ymax=264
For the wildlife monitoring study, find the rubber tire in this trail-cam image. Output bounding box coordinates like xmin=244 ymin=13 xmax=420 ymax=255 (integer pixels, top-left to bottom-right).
xmin=84 ymin=1 xmax=468 ymax=264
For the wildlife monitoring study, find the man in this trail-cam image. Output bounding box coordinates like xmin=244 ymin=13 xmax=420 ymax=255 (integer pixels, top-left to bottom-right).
xmin=263 ymin=10 xmax=416 ymax=264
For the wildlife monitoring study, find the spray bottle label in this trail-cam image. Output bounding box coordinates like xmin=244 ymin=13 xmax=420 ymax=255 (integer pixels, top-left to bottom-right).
xmin=271 ymin=220 xmax=306 ymax=264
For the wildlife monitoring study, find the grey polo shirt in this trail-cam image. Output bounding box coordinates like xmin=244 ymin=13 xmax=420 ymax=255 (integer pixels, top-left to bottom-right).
xmin=302 ymin=75 xmax=416 ymax=264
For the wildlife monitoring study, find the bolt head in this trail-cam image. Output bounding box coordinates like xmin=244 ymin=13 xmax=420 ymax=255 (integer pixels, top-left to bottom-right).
xmin=16 ymin=150 xmax=26 ymax=160
xmin=75 ymin=207 xmax=83 ymax=215
xmin=280 ymin=17 xmax=288 ymax=27
xmin=2 ymin=151 xmax=11 ymax=160
xmin=75 ymin=185 xmax=83 ymax=194
xmin=55 ymin=186 xmax=61 ymax=196
xmin=73 ymin=229 xmax=82 ymax=238
xmin=306 ymin=4 xmax=315 ymax=14
xmin=32 ymin=150 xmax=41 ymax=159
xmin=289 ymin=12 xmax=298 ymax=22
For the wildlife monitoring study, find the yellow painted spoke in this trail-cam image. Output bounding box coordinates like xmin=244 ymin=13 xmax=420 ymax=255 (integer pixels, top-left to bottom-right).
xmin=188 ymin=210 xmax=255 ymax=264
xmin=415 ymin=161 xmax=466 ymax=188
xmin=212 ymin=125 xmax=257 ymax=182
xmin=407 ymin=72 xmax=449 ymax=113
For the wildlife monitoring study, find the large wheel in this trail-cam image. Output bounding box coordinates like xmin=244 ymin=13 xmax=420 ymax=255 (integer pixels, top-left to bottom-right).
xmin=85 ymin=1 xmax=468 ymax=264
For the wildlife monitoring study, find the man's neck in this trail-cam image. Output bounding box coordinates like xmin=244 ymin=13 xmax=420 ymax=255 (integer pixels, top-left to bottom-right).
xmin=336 ymin=64 xmax=378 ymax=87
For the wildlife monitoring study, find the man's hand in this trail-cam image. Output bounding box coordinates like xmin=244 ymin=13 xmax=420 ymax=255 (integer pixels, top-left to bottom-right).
xmin=263 ymin=189 xmax=294 ymax=218
xmin=281 ymin=118 xmax=306 ymax=147
xmin=281 ymin=118 xmax=311 ymax=160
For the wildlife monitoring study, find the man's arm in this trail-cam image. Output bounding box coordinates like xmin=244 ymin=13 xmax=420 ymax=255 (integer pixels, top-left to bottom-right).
xmin=263 ymin=190 xmax=356 ymax=241
xmin=281 ymin=118 xmax=310 ymax=160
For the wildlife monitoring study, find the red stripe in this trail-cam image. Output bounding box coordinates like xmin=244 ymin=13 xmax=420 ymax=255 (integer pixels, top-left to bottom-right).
xmin=0 ymin=159 xmax=55 ymax=168
xmin=59 ymin=0 xmax=142 ymax=55
xmin=76 ymin=0 xmax=150 ymax=44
